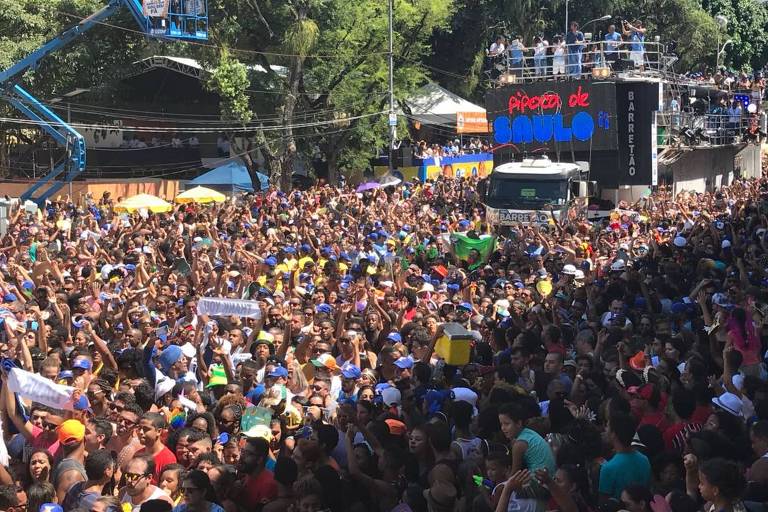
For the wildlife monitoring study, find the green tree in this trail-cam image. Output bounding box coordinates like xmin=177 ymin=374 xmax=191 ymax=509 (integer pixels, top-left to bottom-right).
xmin=702 ymin=0 xmax=768 ymax=71
xmin=203 ymin=0 xmax=452 ymax=190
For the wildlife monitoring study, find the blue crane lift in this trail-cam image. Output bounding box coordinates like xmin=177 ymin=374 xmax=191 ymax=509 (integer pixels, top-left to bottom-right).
xmin=0 ymin=0 xmax=208 ymax=204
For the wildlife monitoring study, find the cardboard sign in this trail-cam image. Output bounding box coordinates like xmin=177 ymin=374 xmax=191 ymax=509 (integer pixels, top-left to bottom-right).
xmin=143 ymin=0 xmax=170 ymax=17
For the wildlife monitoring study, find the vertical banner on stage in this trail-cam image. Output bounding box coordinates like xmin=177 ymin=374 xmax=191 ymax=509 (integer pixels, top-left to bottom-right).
xmin=143 ymin=0 xmax=170 ymax=17
xmin=616 ymin=82 xmax=659 ymax=186
xmin=651 ymin=114 xmax=658 ymax=186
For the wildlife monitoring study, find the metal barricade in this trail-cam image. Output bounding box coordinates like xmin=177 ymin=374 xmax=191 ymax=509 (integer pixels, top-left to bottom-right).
xmin=488 ymin=41 xmax=666 ymax=84
xmin=655 ymin=111 xmax=751 ymax=147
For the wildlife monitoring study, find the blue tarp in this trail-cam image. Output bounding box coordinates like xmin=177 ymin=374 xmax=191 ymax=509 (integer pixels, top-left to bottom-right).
xmin=190 ymin=161 xmax=268 ymax=192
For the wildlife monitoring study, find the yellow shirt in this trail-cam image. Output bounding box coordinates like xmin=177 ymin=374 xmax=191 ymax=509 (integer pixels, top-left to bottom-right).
xmin=298 ymin=256 xmax=315 ymax=271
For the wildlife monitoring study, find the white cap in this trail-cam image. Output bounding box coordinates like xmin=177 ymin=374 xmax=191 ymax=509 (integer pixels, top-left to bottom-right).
xmin=381 ymin=387 xmax=401 ymax=406
xmin=610 ymin=259 xmax=626 ymax=272
xmin=562 ymin=264 xmax=577 ymax=275
xmin=418 ymin=283 xmax=435 ymax=294
xmin=721 ymin=239 xmax=732 ymax=249
xmin=712 ymin=392 xmax=743 ymax=417
xmin=180 ymin=343 xmax=197 ymax=359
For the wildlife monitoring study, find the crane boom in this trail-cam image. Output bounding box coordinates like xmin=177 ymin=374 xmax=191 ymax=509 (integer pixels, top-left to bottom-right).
xmin=0 ymin=0 xmax=209 ymax=204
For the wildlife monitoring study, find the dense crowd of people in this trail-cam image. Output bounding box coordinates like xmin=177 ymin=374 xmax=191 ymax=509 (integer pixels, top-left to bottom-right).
xmin=0 ymin=173 xmax=768 ymax=512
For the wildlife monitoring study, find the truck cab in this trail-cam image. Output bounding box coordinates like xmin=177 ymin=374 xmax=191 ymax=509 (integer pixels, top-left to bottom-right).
xmin=478 ymin=157 xmax=596 ymax=226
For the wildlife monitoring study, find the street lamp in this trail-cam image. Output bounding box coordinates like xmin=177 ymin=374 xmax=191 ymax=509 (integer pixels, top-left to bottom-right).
xmin=717 ymin=39 xmax=733 ymax=69
xmin=583 ymin=14 xmax=612 ymax=31
xmin=714 ymin=14 xmax=728 ymax=70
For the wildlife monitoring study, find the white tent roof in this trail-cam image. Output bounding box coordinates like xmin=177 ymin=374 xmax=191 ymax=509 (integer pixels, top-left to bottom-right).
xmin=404 ymin=82 xmax=485 ymax=126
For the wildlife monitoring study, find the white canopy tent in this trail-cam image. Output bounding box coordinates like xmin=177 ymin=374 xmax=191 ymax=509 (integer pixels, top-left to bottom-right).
xmin=403 ymin=82 xmax=486 ymax=128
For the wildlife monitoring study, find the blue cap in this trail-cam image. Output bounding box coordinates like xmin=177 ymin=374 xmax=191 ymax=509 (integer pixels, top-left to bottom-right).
xmin=403 ymin=224 xmax=411 ymax=232
xmin=406 ymin=247 xmax=416 ymax=254
xmin=386 ymin=332 xmax=402 ymax=343
xmin=316 ymin=303 xmax=333 ymax=314
xmin=375 ymin=382 xmax=392 ymax=394
xmin=458 ymin=302 xmax=473 ymax=311
xmin=72 ymin=358 xmax=92 ymax=371
xmin=367 ymin=233 xmax=378 ymax=240
xmin=268 ymin=365 xmax=289 ymax=378
xmin=458 ymin=219 xmax=470 ymax=228
xmin=40 ymin=504 xmax=63 ymax=512
xmin=159 ymin=345 xmax=183 ymax=373
xmin=513 ymin=280 xmax=525 ymax=289
xmin=321 ymin=246 xmax=332 ymax=255
xmin=58 ymin=370 xmax=73 ymax=380
xmin=124 ymin=264 xmax=137 ymax=272
xmin=340 ymin=252 xmax=351 ymax=261
xmin=2 ymin=293 xmax=17 ymax=303
xmin=284 ymin=247 xmax=296 ymax=254
xmin=264 ymin=257 xmax=277 ymax=266
xmin=394 ymin=356 xmax=414 ymax=369
xmin=301 ymin=244 xmax=311 ymax=253
xmin=341 ymin=364 xmax=362 ymax=379
xmin=246 ymin=384 xmax=266 ymax=404
xmin=446 ymin=283 xmax=460 ymax=292
xmin=73 ymin=394 xmax=92 ymax=412
xmin=21 ymin=280 xmax=35 ymax=290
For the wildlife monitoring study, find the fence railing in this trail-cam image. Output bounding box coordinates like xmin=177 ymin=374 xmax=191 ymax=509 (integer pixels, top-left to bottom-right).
xmin=655 ymin=111 xmax=752 ymax=147
xmin=486 ymin=41 xmax=671 ymax=84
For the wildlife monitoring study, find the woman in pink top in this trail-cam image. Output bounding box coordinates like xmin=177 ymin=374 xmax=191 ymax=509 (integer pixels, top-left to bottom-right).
xmin=727 ymin=307 xmax=762 ymax=376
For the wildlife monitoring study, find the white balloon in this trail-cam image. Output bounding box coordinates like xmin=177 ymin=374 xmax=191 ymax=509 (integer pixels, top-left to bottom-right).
xmin=748 ymin=103 xmax=758 ymax=114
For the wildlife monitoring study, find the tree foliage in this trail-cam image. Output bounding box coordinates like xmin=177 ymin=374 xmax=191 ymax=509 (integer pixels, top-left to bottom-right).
xmin=202 ymin=0 xmax=453 ymax=188
xmin=702 ymin=0 xmax=768 ymax=71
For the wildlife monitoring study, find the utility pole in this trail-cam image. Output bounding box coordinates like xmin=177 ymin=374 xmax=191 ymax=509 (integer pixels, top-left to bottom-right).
xmin=388 ymin=0 xmax=396 ymax=173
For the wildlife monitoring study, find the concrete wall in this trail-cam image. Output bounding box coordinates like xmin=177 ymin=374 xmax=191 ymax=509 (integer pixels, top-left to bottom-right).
xmin=0 ymin=179 xmax=181 ymax=202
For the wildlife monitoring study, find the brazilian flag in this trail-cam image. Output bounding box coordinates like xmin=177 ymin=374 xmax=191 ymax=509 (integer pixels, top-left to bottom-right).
xmin=450 ymin=234 xmax=496 ymax=271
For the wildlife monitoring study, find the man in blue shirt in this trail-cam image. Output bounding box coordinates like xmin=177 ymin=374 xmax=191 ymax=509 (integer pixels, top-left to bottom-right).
xmin=565 ymin=22 xmax=586 ymax=77
xmin=508 ymin=35 xmax=525 ymax=77
xmin=603 ymin=24 xmax=622 ymax=65
xmin=622 ymin=19 xmax=646 ymax=69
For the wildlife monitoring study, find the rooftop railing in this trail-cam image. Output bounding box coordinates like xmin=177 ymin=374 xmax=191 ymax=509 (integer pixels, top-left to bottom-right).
xmin=486 ymin=41 xmax=674 ymax=84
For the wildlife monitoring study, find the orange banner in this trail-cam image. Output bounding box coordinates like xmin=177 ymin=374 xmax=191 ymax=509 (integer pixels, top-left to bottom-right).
xmin=456 ymin=111 xmax=489 ymax=133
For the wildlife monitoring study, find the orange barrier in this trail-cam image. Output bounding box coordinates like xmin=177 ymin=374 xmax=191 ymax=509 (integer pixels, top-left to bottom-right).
xmin=0 ymin=179 xmax=182 ymax=202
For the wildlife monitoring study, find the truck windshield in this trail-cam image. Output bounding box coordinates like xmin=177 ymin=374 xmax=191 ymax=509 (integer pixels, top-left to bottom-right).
xmin=486 ymin=177 xmax=567 ymax=209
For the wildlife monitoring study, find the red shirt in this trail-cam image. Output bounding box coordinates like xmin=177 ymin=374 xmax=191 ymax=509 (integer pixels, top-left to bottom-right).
xmin=638 ymin=410 xmax=669 ymax=432
xmin=243 ymin=470 xmax=278 ymax=508
xmin=691 ymin=404 xmax=712 ymax=425
xmin=31 ymin=425 xmax=62 ymax=459
xmin=136 ymin=445 xmax=176 ymax=483
xmin=663 ymin=421 xmax=702 ymax=452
